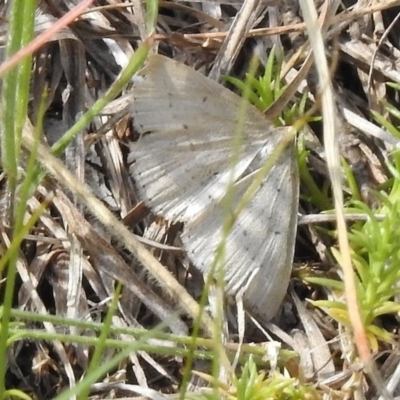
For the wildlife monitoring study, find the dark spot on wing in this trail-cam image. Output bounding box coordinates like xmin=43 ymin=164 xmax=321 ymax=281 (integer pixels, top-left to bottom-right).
xmin=167 ymin=92 xmax=173 ymax=108
xmin=244 ymin=246 xmax=255 ymax=262
xmin=202 ymin=96 xmax=208 ymax=102
xmin=183 ymin=124 xmax=188 ymax=130
xmin=141 ymin=129 xmax=154 ymax=137
xmin=274 ymin=231 xmax=281 ymax=235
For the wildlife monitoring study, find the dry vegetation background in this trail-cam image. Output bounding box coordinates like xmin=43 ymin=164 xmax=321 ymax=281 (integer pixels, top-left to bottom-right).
xmin=2 ymin=0 xmax=400 ymax=399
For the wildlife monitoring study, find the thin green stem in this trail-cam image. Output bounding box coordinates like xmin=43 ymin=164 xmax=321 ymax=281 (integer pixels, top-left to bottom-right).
xmin=0 ymin=1 xmax=36 ymax=397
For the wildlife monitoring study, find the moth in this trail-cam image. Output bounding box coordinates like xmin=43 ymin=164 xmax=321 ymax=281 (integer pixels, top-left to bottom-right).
xmin=128 ymin=54 xmax=298 ymax=322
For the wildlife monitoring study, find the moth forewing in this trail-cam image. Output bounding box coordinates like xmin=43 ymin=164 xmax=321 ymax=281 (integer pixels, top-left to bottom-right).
xmin=242 ymin=145 xmax=299 ymax=320
xmin=183 ymin=143 xmax=298 ymax=321
xmin=129 ymin=54 xmax=299 ymax=322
